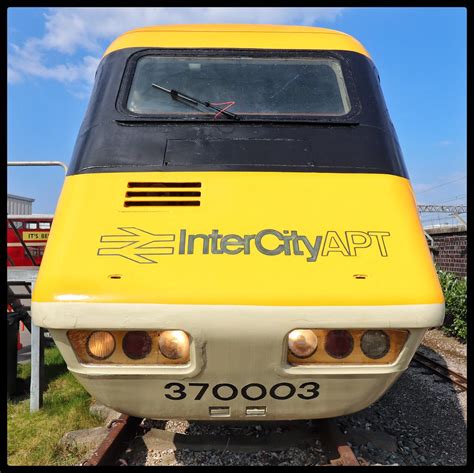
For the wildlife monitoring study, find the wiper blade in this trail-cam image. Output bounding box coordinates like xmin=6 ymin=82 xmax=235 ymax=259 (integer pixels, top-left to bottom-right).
xmin=152 ymin=83 xmax=240 ymax=120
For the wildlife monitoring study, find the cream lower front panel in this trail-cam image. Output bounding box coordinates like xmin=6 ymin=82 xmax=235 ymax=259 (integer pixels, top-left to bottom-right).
xmin=38 ymin=301 xmax=443 ymax=420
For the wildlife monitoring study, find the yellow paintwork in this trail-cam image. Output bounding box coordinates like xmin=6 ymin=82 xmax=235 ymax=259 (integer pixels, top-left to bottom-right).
xmin=103 ymin=24 xmax=370 ymax=58
xmin=34 ymin=172 xmax=443 ymax=306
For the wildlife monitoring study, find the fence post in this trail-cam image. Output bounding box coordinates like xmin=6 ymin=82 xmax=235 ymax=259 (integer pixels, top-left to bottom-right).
xmin=7 ymin=318 xmax=19 ymax=399
xmin=30 ymin=282 xmax=45 ymax=412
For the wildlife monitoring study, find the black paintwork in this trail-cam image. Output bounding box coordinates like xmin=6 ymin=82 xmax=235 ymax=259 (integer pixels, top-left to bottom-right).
xmin=68 ymin=48 xmax=409 ymax=178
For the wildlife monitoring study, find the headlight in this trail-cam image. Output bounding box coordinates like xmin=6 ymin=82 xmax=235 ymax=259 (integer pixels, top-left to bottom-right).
xmin=86 ymin=331 xmax=116 ymax=360
xmin=287 ymin=328 xmax=409 ymax=365
xmin=288 ymin=329 xmax=318 ymax=358
xmin=68 ymin=329 xmax=191 ymax=364
xmin=159 ymin=330 xmax=190 ymax=360
xmin=360 ymin=330 xmax=390 ymax=359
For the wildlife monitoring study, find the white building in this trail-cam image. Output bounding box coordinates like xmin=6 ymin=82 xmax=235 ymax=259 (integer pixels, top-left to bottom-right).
xmin=7 ymin=194 xmax=34 ymax=215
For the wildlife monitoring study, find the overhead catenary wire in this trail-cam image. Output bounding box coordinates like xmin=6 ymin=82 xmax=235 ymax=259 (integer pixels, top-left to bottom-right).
xmin=416 ymin=176 xmax=466 ymax=195
xmin=436 ymin=194 xmax=466 ymax=204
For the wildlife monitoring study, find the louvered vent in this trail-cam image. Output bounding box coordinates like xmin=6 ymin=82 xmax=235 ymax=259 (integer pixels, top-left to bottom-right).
xmin=125 ymin=182 xmax=201 ymax=207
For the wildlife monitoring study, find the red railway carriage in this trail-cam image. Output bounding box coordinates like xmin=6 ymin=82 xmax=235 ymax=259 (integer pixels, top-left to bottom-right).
xmin=7 ymin=215 xmax=54 ymax=266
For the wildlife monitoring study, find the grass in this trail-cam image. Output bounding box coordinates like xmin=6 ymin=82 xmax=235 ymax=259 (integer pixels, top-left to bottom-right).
xmin=7 ymin=346 xmax=104 ymax=466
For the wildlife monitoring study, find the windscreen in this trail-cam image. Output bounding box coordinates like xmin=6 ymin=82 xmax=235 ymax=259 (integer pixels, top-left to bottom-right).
xmin=127 ymin=56 xmax=351 ymax=118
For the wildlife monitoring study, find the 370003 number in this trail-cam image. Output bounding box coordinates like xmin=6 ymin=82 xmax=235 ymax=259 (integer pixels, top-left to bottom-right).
xmin=164 ymin=382 xmax=319 ymax=401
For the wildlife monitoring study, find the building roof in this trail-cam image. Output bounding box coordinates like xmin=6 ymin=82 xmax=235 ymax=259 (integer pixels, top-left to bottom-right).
xmin=424 ymin=224 xmax=467 ymax=234
xmin=104 ymin=24 xmax=370 ymax=58
xmin=7 ymin=193 xmax=34 ymax=202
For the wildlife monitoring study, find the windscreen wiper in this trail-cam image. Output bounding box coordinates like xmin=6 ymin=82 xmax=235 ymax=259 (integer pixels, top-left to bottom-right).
xmin=151 ymin=83 xmax=240 ymax=120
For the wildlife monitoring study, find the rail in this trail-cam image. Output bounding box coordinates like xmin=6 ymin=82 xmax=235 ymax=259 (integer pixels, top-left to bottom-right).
xmin=412 ymin=352 xmax=467 ymax=391
xmin=83 ymin=416 xmax=360 ymax=466
xmin=8 ymin=160 xmax=68 ymax=175
xmin=83 ymin=415 xmax=143 ymax=466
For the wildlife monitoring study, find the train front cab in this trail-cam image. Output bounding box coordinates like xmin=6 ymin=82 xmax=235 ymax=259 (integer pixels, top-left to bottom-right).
xmin=32 ymin=25 xmax=444 ymax=420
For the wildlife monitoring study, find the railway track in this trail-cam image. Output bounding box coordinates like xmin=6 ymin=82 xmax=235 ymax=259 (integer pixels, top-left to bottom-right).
xmin=83 ymin=416 xmax=361 ymax=466
xmin=412 ymin=351 xmax=467 ymax=391
xmin=83 ymin=415 xmax=143 ymax=466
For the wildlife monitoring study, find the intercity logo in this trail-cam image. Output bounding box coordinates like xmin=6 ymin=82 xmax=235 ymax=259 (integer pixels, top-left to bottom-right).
xmin=98 ymin=227 xmax=391 ymax=264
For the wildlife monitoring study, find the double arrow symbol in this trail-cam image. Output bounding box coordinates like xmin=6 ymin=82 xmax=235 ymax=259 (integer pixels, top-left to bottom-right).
xmin=98 ymin=227 xmax=175 ymax=264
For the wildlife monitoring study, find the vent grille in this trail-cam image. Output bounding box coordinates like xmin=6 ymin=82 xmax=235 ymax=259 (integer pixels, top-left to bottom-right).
xmin=125 ymin=182 xmax=201 ymax=207
xmin=128 ymin=182 xmax=201 ymax=188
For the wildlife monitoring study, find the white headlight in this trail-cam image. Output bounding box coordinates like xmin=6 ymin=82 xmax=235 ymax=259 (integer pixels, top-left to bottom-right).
xmin=288 ymin=329 xmax=318 ymax=358
xmin=159 ymin=330 xmax=190 ymax=360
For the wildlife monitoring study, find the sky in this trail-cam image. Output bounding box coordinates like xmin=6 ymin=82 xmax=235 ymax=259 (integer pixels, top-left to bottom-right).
xmin=7 ymin=7 xmax=467 ymax=226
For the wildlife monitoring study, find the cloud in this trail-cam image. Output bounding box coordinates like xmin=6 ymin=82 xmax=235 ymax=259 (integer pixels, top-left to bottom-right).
xmin=438 ymin=140 xmax=452 ymax=146
xmin=8 ymin=40 xmax=100 ymax=85
xmin=8 ymin=7 xmax=344 ymax=95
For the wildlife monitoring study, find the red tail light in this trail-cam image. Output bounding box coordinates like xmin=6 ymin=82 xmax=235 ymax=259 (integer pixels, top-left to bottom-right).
xmin=324 ymin=330 xmax=354 ymax=359
xmin=122 ymin=331 xmax=152 ymax=359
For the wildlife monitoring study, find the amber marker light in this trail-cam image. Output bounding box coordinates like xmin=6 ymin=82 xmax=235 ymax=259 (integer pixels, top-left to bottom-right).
xmin=86 ymin=331 xmax=116 ymax=360
xmin=159 ymin=330 xmax=190 ymax=360
xmin=288 ymin=329 xmax=318 ymax=358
